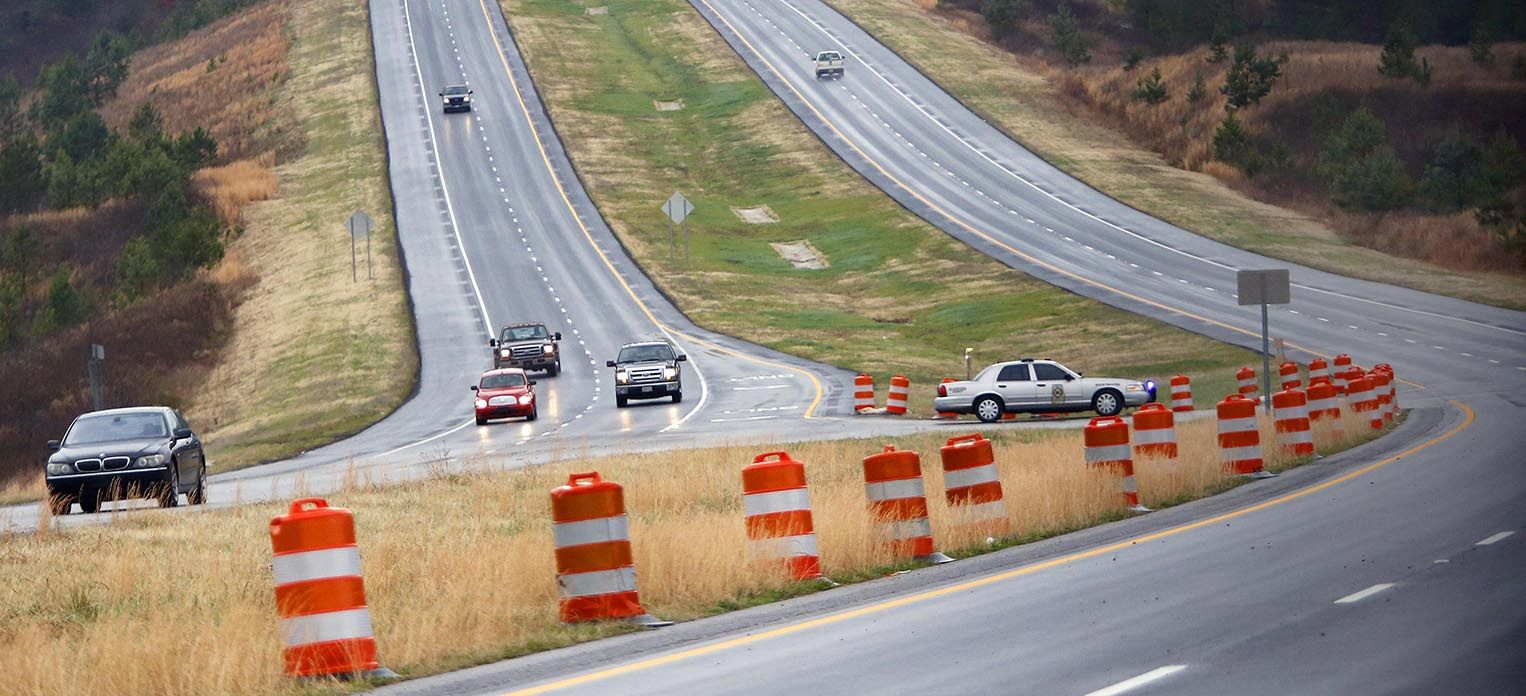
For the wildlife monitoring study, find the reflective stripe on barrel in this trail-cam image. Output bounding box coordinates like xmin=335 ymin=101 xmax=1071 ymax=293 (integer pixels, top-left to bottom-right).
xmin=1131 ymin=403 xmax=1177 ymax=459
xmin=1236 ymin=366 xmax=1258 ymax=400
xmin=1169 ymin=374 xmax=1193 ymax=412
xmin=551 ymin=472 xmax=646 ymax=622
xmin=1272 ymin=388 xmax=1314 ymax=457
xmin=1347 ymin=375 xmax=1382 ymax=431
xmin=269 ymin=497 xmax=382 ymax=678
xmin=854 ymin=374 xmax=875 ymax=413
xmin=1279 ymin=361 xmax=1301 ymax=390
xmin=1308 ymin=357 xmax=1329 ymax=383
xmin=1084 ymin=417 xmax=1142 ymax=509
xmin=1307 ymin=380 xmax=1344 ymax=438
xmin=742 ymin=451 xmax=822 ymax=581
xmin=863 ymin=445 xmax=937 ymax=558
xmin=885 ymin=375 xmax=910 ymax=416
xmin=939 ymin=434 xmax=1007 ymax=535
xmin=1217 ymin=394 xmax=1265 ymax=475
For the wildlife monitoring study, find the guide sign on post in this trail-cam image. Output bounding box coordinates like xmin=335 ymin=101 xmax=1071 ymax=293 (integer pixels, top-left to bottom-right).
xmin=661 ymin=192 xmax=694 ymax=267
xmin=347 ymin=209 xmax=374 ymax=282
xmin=1238 ymin=269 xmax=1291 ymax=412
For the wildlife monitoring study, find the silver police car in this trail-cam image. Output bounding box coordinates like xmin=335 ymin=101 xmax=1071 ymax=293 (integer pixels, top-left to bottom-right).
xmin=933 ymin=359 xmax=1156 ymax=422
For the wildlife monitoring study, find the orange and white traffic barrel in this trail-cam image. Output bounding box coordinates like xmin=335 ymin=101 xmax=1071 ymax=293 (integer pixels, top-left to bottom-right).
xmin=1271 ymin=388 xmax=1314 ymax=458
xmin=936 ymin=378 xmax=959 ymax=419
xmin=1308 ymin=357 xmax=1330 ymax=383
xmin=1346 ymin=375 xmax=1382 ymax=431
xmin=1217 ymin=394 xmax=1272 ymax=478
xmin=863 ymin=445 xmax=952 ymax=563
xmin=939 ymin=434 xmax=1008 ymax=536
xmin=1236 ymin=366 xmax=1259 ymax=401
xmin=1169 ymin=374 xmax=1193 ymax=412
xmin=1278 ymin=361 xmax=1301 ymax=391
xmin=269 ymin=498 xmax=395 ymax=680
xmin=742 ymin=452 xmax=822 ymax=581
xmin=1307 ymin=379 xmax=1344 ymax=439
xmin=1373 ymin=363 xmax=1397 ymax=421
xmin=550 ymin=472 xmax=667 ymax=626
xmin=1332 ymin=354 xmax=1353 ymax=390
xmin=1368 ymin=369 xmax=1394 ymax=424
xmin=1083 ymin=417 xmax=1149 ymax=512
xmin=1131 ymin=403 xmax=1177 ymax=460
xmin=886 ymin=375 xmax=910 ymax=415
xmin=854 ymin=374 xmax=875 ymax=413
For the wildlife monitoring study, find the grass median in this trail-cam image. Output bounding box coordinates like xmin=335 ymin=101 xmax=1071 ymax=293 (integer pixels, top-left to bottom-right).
xmin=823 ymin=0 xmax=1526 ymax=310
xmin=2 ymin=409 xmax=1388 ymax=695
xmin=501 ymin=0 xmax=1254 ymax=396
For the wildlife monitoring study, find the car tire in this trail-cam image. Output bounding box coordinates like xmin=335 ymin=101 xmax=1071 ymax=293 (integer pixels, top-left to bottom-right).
xmin=47 ymin=493 xmax=73 ymax=516
xmin=158 ymin=463 xmax=180 ymax=508
xmin=78 ymin=492 xmax=101 ymax=514
xmin=1092 ymin=390 xmax=1124 ymax=417
xmin=974 ymin=395 xmax=1004 ymax=423
xmin=671 ymin=392 xmax=682 ymax=404
xmin=475 ymin=416 xmax=487 ymax=425
xmin=187 ymin=462 xmax=207 ymax=505
xmin=546 ymin=363 xmax=559 ymax=377
xmin=527 ymin=406 xmax=538 ymax=422
xmin=616 ymin=395 xmax=628 ymax=408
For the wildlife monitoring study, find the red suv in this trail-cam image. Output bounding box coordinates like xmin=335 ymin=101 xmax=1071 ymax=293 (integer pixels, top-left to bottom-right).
xmin=472 ymin=368 xmax=538 ymax=424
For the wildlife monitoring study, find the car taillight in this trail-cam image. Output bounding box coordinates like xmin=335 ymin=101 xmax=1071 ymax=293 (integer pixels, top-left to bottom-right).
xmin=937 ymin=383 xmax=948 ymax=397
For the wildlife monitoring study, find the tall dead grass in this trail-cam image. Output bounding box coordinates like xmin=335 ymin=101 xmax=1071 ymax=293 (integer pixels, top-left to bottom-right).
xmin=192 ymin=156 xmax=280 ymax=225
xmin=1 ymin=416 xmax=1381 ymax=695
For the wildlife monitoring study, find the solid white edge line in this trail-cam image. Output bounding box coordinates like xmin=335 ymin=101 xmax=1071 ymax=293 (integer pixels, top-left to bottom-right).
xmin=1084 ymin=665 xmax=1188 ymax=696
xmin=401 ymin=0 xmax=495 ymax=337
xmin=1334 ymin=582 xmax=1396 ymax=604
xmin=375 ymin=418 xmax=475 ymax=458
xmin=1476 ymin=530 xmax=1515 ymax=546
xmin=768 ymin=0 xmax=1524 ymax=338
xmin=660 ymin=334 xmax=710 ymax=432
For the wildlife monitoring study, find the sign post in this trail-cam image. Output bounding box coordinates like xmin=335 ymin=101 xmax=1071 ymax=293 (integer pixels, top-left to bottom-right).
xmin=1237 ymin=269 xmax=1291 ymax=413
xmin=87 ymin=343 xmax=105 ymax=411
xmin=346 ymin=210 xmax=374 ymax=282
xmin=660 ymin=192 xmax=694 ymax=269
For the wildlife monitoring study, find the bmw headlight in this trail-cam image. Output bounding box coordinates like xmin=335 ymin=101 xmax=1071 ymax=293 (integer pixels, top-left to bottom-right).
xmin=47 ymin=462 xmax=74 ymax=475
xmin=518 ymin=394 xmax=534 ymax=405
xmin=663 ymin=365 xmax=677 ymax=380
xmin=542 ymin=343 xmax=555 ymax=355
xmin=474 ymin=398 xmax=488 ymax=409
xmin=133 ymin=454 xmax=165 ymax=469
xmin=500 ymin=349 xmax=511 ymax=358
xmin=616 ymin=370 xmax=630 ymax=384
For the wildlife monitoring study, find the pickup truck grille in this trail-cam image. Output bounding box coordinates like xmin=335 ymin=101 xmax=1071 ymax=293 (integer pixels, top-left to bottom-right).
xmin=628 ymin=366 xmax=667 ymax=383
xmin=509 ymin=344 xmax=543 ymax=360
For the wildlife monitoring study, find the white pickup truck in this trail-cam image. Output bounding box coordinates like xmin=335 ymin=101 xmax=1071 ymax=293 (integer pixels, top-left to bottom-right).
xmin=814 ymin=50 xmax=844 ymax=79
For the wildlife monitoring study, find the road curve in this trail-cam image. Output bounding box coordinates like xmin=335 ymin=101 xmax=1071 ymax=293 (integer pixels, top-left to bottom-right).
xmin=366 ymin=1 xmax=1526 ymax=693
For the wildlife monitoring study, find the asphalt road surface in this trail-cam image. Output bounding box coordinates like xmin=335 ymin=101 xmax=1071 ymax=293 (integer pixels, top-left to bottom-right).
xmin=369 ymin=1 xmax=1526 ymax=693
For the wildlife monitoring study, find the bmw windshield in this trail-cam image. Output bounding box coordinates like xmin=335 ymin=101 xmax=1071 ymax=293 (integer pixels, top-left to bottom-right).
xmin=64 ymin=413 xmax=168 ymax=446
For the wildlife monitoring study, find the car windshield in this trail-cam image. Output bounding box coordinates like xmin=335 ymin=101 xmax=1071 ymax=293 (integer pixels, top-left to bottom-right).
xmin=617 ymin=344 xmax=674 ymax=363
xmin=64 ymin=412 xmax=167 ymax=445
xmin=481 ymin=373 xmax=527 ymax=389
xmin=819 ymin=52 xmax=840 ymax=60
xmin=502 ymin=325 xmax=548 ymax=341
xmin=444 ymin=85 xmax=469 ymax=95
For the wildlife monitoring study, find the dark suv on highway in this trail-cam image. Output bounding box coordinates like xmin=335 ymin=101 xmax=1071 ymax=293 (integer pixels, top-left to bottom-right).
xmin=439 ymin=84 xmax=472 ymax=113
xmin=45 ymin=406 xmax=207 ymax=514
xmin=607 ymin=340 xmax=686 ymax=407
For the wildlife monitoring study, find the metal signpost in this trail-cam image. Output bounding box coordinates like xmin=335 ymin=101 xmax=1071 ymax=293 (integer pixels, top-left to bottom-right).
xmin=661 ymin=192 xmax=694 ymax=268
xmin=1237 ymin=268 xmax=1291 ymax=412
xmin=87 ymin=343 xmax=105 ymax=411
xmin=347 ymin=209 xmax=374 ymax=282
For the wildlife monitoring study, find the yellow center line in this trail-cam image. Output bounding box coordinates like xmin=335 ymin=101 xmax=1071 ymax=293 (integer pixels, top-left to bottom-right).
xmin=693 ymin=0 xmax=1426 ymax=391
xmin=504 ymin=402 xmax=1474 ymax=695
xmin=475 ymin=0 xmax=827 ymax=417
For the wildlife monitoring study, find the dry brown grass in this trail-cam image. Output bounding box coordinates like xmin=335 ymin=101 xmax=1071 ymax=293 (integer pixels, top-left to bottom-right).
xmin=192 ymin=156 xmax=281 ymax=225
xmin=825 ymin=0 xmax=1526 ymax=308
xmin=0 ymin=417 xmax=1381 ymax=694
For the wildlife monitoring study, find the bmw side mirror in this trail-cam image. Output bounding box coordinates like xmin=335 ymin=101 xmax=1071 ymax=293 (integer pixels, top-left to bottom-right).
xmin=173 ymin=428 xmax=193 ymax=440
xmin=606 ymin=360 xmax=617 ymax=367
xmin=528 ymin=380 xmax=537 ymax=386
xmin=470 ymin=385 xmax=479 ymax=391
xmin=554 ymin=332 xmax=562 ymax=341
xmin=676 ymin=354 xmax=688 ymax=362
xmin=47 ymin=440 xmax=60 ymax=452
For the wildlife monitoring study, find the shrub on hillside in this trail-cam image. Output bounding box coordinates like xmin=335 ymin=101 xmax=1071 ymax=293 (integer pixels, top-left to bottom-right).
xmin=1132 ymin=67 xmax=1168 ymax=104
xmin=1213 ymin=111 xmax=1260 ymax=175
xmin=981 ymin=0 xmax=1029 ymax=35
xmin=1220 ymin=43 xmax=1284 ymax=110
xmin=1378 ymin=21 xmax=1430 ymax=86
xmin=1049 ymin=3 xmax=1091 ymax=66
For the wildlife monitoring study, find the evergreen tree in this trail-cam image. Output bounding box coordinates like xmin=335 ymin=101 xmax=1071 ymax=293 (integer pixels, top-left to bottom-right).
xmin=115 ymin=236 xmax=161 ymax=299
xmin=1132 ymin=67 xmax=1169 ymax=104
xmin=1186 ymin=71 xmax=1207 ymax=103
xmin=1316 ymin=107 xmax=1386 ymax=184
xmin=981 ymin=0 xmax=1029 ymax=35
xmin=128 ymin=102 xmax=164 ymax=144
xmin=33 ymin=268 xmax=85 ymax=335
xmin=49 ymin=110 xmax=112 ymax=163
xmin=1417 ymin=128 xmax=1481 ymax=211
xmin=1220 ymin=43 xmax=1284 ymax=110
xmin=0 ymin=74 xmax=20 ymax=134
xmin=1379 ymin=20 xmax=1431 ymax=85
xmin=0 ymin=133 xmax=45 ymax=212
xmin=1206 ymin=32 xmax=1229 ymax=63
xmin=1333 ymin=147 xmax=1412 ymax=211
xmin=1 ymin=225 xmax=39 ymax=286
xmin=1212 ymin=111 xmax=1260 ymax=174
xmin=1469 ymin=22 xmax=1493 ymax=64
xmin=1049 ymin=3 xmax=1091 ymax=66
xmin=83 ymin=32 xmax=132 ymax=105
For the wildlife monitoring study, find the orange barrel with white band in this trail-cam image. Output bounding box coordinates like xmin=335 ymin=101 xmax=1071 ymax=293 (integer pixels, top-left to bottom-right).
xmin=885 ymin=375 xmax=910 ymax=415
xmin=863 ymin=445 xmax=950 ymax=562
xmin=1373 ymin=364 xmax=1396 ymax=421
xmin=854 ymin=374 xmax=875 ymax=413
xmin=936 ymin=378 xmax=960 ymax=419
xmin=742 ymin=452 xmax=822 ymax=581
xmin=1271 ymin=388 xmax=1314 ymax=457
xmin=269 ymin=498 xmax=391 ymax=679
xmin=1346 ymin=375 xmax=1381 ymax=430
xmin=1217 ymin=394 xmax=1269 ymax=477
xmin=938 ymin=434 xmax=1008 ymax=535
xmin=1308 ymin=357 xmax=1330 ymax=383
xmin=1279 ymin=361 xmax=1301 ymax=391
xmin=1169 ymin=374 xmax=1193 ymax=412
xmin=1306 ymin=379 xmax=1344 ymax=439
xmin=1332 ymin=354 xmax=1353 ymax=391
xmin=551 ymin=472 xmax=651 ymax=623
xmin=1083 ymin=417 xmax=1149 ymax=512
xmin=1236 ymin=366 xmax=1259 ymax=401
xmin=1131 ymin=403 xmax=1177 ymax=460
xmin=1368 ymin=369 xmax=1393 ymax=424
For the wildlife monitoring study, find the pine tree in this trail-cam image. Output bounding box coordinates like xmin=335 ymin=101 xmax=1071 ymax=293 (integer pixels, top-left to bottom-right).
xmin=1220 ymin=43 xmax=1283 ymax=110
xmin=1186 ymin=71 xmax=1207 ymax=103
xmin=1132 ymin=67 xmax=1169 ymax=104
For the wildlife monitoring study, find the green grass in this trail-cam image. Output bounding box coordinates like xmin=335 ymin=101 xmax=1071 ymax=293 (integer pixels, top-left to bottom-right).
xmin=503 ymin=0 xmax=1256 ymax=399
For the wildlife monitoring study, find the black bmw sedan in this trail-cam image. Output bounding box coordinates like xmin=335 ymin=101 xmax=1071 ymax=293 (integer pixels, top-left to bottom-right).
xmin=45 ymin=406 xmax=208 ymax=515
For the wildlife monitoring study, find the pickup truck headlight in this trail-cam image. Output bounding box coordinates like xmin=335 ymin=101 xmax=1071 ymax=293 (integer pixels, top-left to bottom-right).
xmin=500 ymin=349 xmax=511 ymax=359
xmin=47 ymin=462 xmax=74 ymax=475
xmin=518 ymin=394 xmax=534 ymax=405
xmin=616 ymin=369 xmax=630 ymax=384
xmin=663 ymin=365 xmax=677 ymax=380
xmin=132 ymin=454 xmax=165 ymax=469
xmin=474 ymin=398 xmax=488 ymax=409
xmin=542 ymin=343 xmax=555 ymax=355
